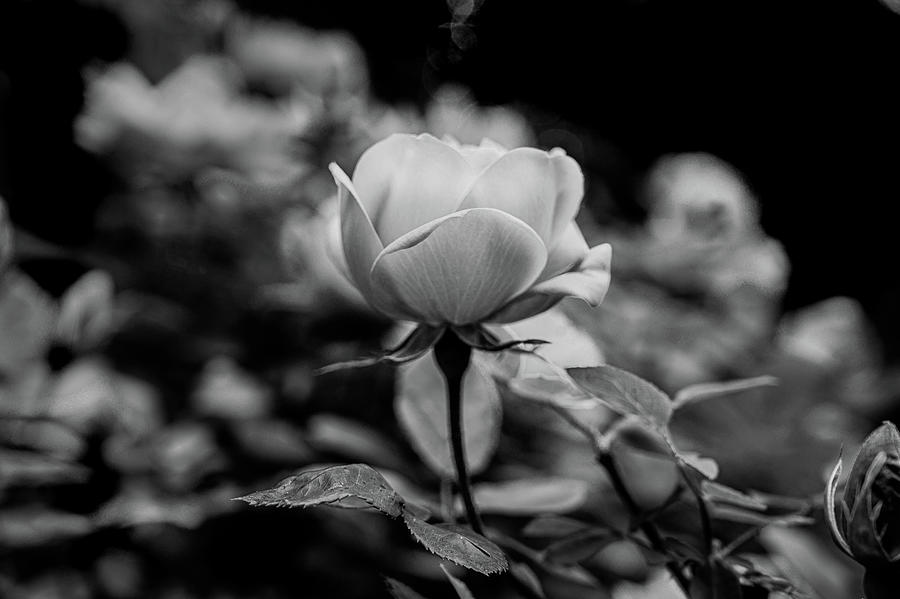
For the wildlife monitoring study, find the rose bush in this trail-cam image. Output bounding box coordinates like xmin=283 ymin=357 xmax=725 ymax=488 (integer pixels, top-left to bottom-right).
xmin=328 ymin=133 xmax=612 ymax=327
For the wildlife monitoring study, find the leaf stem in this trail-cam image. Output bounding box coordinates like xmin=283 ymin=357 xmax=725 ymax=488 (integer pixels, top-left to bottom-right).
xmin=544 ymin=404 xmax=691 ymax=593
xmin=434 ymin=331 xmax=485 ymax=536
xmin=596 ymin=451 xmax=691 ymax=592
xmin=678 ymin=460 xmax=714 ymax=557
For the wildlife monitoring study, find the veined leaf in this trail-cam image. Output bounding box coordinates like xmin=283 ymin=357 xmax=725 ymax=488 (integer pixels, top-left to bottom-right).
xmin=236 ymin=463 xmax=403 ymax=517
xmin=403 ymin=512 xmax=508 ymax=575
xmin=567 ymin=366 xmax=672 ymax=430
xmin=672 ymin=376 xmax=778 ymax=411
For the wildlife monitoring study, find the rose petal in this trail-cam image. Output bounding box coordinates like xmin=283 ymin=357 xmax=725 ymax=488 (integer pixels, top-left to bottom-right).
xmin=458 ymin=145 xmax=505 ymax=171
xmin=538 ymin=221 xmax=588 ymax=283
xmin=353 ymin=133 xmax=477 ymax=245
xmin=458 ymin=148 xmax=558 ymax=244
xmin=487 ymin=243 xmax=612 ymax=324
xmin=548 ymin=151 xmax=585 ymax=245
xmin=370 ymin=208 xmax=548 ymax=325
xmin=329 ymin=163 xmax=410 ymax=319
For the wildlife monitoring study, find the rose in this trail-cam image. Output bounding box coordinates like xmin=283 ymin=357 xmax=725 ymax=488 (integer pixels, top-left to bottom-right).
xmin=328 ymin=134 xmax=611 ymax=327
xmin=826 ymin=422 xmax=900 ymax=598
xmin=827 ymin=422 xmax=900 ymax=569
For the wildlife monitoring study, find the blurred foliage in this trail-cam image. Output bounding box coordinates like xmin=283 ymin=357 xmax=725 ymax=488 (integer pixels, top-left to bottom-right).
xmin=1 ymin=1 xmax=897 ymax=598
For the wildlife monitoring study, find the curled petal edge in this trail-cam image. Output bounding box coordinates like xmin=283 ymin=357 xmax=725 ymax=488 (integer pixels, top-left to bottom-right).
xmin=486 ymin=243 xmax=612 ymax=324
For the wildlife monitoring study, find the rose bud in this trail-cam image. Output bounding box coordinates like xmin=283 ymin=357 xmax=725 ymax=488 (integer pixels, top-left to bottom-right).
xmin=826 ymin=421 xmax=900 ymax=569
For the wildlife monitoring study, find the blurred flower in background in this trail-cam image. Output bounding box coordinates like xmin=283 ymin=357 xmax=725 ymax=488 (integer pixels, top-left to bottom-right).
xmin=425 ymin=85 xmax=535 ymax=149
xmin=225 ymin=14 xmax=368 ymax=100
xmin=568 ymin=152 xmax=788 ymax=391
xmin=76 ymin=56 xmax=309 ymax=185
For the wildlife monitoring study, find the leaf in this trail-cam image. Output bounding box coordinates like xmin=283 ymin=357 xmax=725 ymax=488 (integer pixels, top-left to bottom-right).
xmin=503 ymin=372 xmax=598 ymax=410
xmin=55 ymin=269 xmax=115 ymax=349
xmin=46 ymin=358 xmax=118 ymax=433
xmin=236 ymin=463 xmax=404 ymax=517
xmin=510 ymin=563 xmax=546 ymax=599
xmin=672 ymin=376 xmax=778 ymax=410
xmin=306 ymin=414 xmax=406 ymax=470
xmin=823 ymin=455 xmax=851 ymax=556
xmin=522 ymin=516 xmax=590 ymax=538
xmin=0 ymin=270 xmax=57 ymax=374
xmin=440 ymin=564 xmax=476 ymax=599
xmin=702 ymin=481 xmax=768 ymax=511
xmin=95 ymin=481 xmax=239 ymax=529
xmin=708 ymin=505 xmax=813 ymax=528
xmin=0 ymin=507 xmax=92 ymax=547
xmin=385 ymin=577 xmax=432 ymax=599
xmin=231 ymin=419 xmax=314 ymax=464
xmin=846 ymin=422 xmax=900 ymax=502
xmin=567 ymin=365 xmax=672 ymax=429
xmin=542 ymin=529 xmax=619 ymax=564
xmin=402 ymin=512 xmax=508 ymax=575
xmin=469 ymin=477 xmax=589 ymax=516
xmin=506 ymin=307 xmax=605 ymax=368
xmin=190 ymin=356 xmax=272 ymax=419
xmin=453 ymin=324 xmax=547 ymax=352
xmin=377 ymin=469 xmax=438 ymax=519
xmin=678 ymin=452 xmax=720 ymax=480
xmin=0 ymin=419 xmax=85 ymax=460
xmin=316 ymin=324 xmax=445 ymax=374
xmin=0 ymin=449 xmax=89 ymax=488
xmin=396 ymin=352 xmax=501 ymax=478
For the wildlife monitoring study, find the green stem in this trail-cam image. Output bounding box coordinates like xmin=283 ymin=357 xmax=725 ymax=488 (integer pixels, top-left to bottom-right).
xmin=597 ymin=451 xmax=692 ymax=593
xmin=678 ymin=461 xmax=714 ymax=557
xmin=434 ymin=331 xmax=485 ymax=535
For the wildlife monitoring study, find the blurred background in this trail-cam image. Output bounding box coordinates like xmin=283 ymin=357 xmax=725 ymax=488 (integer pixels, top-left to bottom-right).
xmin=0 ymin=0 xmax=899 ymax=598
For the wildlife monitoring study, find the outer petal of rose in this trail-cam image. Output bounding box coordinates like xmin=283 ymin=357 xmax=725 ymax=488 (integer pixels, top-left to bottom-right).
xmin=486 ymin=243 xmax=612 ymax=324
xmin=458 ymin=144 xmax=505 ymax=171
xmin=457 ymin=148 xmax=559 ymax=244
xmin=370 ymin=208 xmax=548 ymax=325
xmin=329 ymin=163 xmax=412 ymax=320
xmin=353 ymin=133 xmax=477 ymax=245
xmin=547 ymin=150 xmax=586 ymax=246
xmin=537 ymin=221 xmax=588 ymax=283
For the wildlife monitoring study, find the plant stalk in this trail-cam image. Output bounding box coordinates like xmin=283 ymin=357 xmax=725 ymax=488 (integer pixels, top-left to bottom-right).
xmin=434 ymin=330 xmax=485 ymax=535
xmin=597 ymin=450 xmax=692 ymax=593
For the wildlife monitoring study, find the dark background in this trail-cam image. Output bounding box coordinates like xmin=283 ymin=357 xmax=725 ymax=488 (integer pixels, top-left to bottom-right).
xmin=2 ymin=0 xmax=899 ymax=355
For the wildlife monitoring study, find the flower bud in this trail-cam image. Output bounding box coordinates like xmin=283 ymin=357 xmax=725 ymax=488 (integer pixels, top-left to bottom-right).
xmin=826 ymin=421 xmax=900 ymax=568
